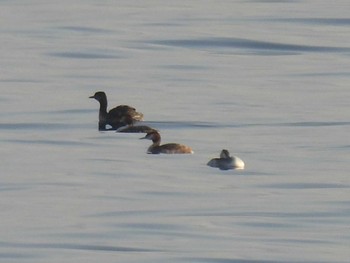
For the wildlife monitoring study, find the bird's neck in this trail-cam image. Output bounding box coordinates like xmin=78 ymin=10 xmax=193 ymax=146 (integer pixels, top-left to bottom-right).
xmin=98 ymin=98 xmax=108 ymax=114
xmin=152 ymin=134 xmax=161 ymax=145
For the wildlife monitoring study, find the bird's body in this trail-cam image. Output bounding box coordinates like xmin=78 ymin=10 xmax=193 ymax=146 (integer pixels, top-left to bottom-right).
xmin=116 ymin=114 xmax=156 ymax=133
xmin=141 ymin=130 xmax=193 ymax=154
xmin=207 ymin=149 xmax=244 ymax=170
xmin=89 ymin=91 xmax=143 ymax=131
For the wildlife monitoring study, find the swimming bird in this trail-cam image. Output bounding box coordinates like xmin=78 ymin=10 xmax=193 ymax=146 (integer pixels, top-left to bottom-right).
xmin=140 ymin=130 xmax=193 ymax=154
xmin=116 ymin=114 xmax=156 ymax=133
xmin=89 ymin=91 xmax=144 ymax=131
xmin=207 ymin=149 xmax=244 ymax=170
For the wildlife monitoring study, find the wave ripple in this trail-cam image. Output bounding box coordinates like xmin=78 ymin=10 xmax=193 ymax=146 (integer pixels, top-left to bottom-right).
xmin=151 ymin=37 xmax=350 ymax=54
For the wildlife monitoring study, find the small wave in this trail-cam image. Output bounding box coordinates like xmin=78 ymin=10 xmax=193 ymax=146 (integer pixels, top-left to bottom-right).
xmin=175 ymin=210 xmax=341 ymax=219
xmin=139 ymin=120 xmax=350 ymax=130
xmin=151 ymin=37 xmax=350 ymax=54
xmin=146 ymin=121 xmax=219 ymax=130
xmin=250 ymin=0 xmax=295 ymax=2
xmin=241 ymin=121 xmax=350 ymax=128
xmin=0 ymin=122 xmax=90 ymax=131
xmin=273 ymin=18 xmax=350 ymax=26
xmin=273 ymin=121 xmax=350 ymax=127
xmin=179 ymin=258 xmax=289 ymax=263
xmin=49 ymin=51 xmax=123 ymax=59
xmin=57 ymin=26 xmax=113 ymax=34
xmin=0 ymin=253 xmax=36 ymax=259
xmin=0 ymin=241 xmax=159 ymax=253
xmin=7 ymin=138 xmax=93 ymax=147
xmin=119 ymin=222 xmax=185 ymax=231
xmin=0 ymin=122 xmax=71 ymax=130
xmin=259 ymin=183 xmax=349 ymax=189
xmin=0 ymin=185 xmax=31 ymax=192
xmin=48 ymin=109 xmax=95 ymax=115
xmin=87 ymin=209 xmax=167 ymax=218
xmin=0 ymin=78 xmax=44 ymax=83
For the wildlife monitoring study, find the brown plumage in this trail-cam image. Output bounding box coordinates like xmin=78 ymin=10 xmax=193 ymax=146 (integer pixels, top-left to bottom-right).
xmin=140 ymin=130 xmax=193 ymax=154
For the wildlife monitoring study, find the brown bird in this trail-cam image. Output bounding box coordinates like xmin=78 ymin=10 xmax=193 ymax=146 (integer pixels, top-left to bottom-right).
xmin=140 ymin=130 xmax=193 ymax=154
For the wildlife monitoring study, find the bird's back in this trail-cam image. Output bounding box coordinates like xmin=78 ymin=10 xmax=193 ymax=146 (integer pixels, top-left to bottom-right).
xmin=109 ymin=105 xmax=143 ymax=121
xmin=148 ymin=143 xmax=193 ymax=154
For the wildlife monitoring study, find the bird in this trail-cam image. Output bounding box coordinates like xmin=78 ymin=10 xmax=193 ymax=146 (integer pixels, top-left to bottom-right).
xmin=89 ymin=91 xmax=143 ymax=131
xmin=116 ymin=114 xmax=156 ymax=133
xmin=207 ymin=149 xmax=245 ymax=170
xmin=140 ymin=130 xmax=193 ymax=154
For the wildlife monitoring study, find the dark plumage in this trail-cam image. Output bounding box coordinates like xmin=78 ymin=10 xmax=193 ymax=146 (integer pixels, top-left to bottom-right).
xmin=116 ymin=115 xmax=156 ymax=133
xmin=89 ymin=91 xmax=143 ymax=131
xmin=140 ymin=130 xmax=193 ymax=154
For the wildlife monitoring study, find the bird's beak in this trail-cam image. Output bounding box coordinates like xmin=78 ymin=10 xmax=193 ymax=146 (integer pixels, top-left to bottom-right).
xmin=89 ymin=95 xmax=95 ymax=99
xmin=139 ymin=135 xmax=147 ymax=140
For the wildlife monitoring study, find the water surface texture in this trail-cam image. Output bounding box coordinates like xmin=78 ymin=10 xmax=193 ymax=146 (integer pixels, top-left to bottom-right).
xmin=1 ymin=1 xmax=349 ymax=262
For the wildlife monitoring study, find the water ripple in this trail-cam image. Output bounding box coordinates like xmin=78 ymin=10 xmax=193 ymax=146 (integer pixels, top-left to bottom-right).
xmin=57 ymin=26 xmax=113 ymax=34
xmin=0 ymin=241 xmax=160 ymax=253
xmin=273 ymin=18 xmax=350 ymax=26
xmin=242 ymin=121 xmax=350 ymax=128
xmin=250 ymin=0 xmax=296 ymax=2
xmin=268 ymin=121 xmax=350 ymax=127
xmin=0 ymin=185 xmax=31 ymax=192
xmin=176 ymin=210 xmax=348 ymax=219
xmin=178 ymin=258 xmax=295 ymax=263
xmin=0 ymin=253 xmax=36 ymax=259
xmin=0 ymin=122 xmax=89 ymax=131
xmin=149 ymin=120 xmax=350 ymax=130
xmin=6 ymin=139 xmax=93 ymax=147
xmin=146 ymin=121 xmax=216 ymax=130
xmin=259 ymin=183 xmax=349 ymax=189
xmin=49 ymin=51 xmax=124 ymax=59
xmin=151 ymin=37 xmax=350 ymax=54
xmin=0 ymin=122 xmax=72 ymax=130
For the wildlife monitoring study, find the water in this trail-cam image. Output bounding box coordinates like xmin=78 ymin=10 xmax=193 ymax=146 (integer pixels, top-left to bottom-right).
xmin=1 ymin=1 xmax=349 ymax=262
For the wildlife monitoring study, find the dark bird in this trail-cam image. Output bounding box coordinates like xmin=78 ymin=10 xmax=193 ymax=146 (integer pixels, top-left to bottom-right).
xmin=89 ymin=91 xmax=143 ymax=131
xmin=116 ymin=114 xmax=156 ymax=133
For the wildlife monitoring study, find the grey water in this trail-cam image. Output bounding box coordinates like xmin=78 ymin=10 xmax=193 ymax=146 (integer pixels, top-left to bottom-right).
xmin=1 ymin=1 xmax=349 ymax=262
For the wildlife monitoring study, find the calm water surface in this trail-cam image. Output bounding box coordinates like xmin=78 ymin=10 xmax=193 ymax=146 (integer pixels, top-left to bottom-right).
xmin=1 ymin=1 xmax=349 ymax=262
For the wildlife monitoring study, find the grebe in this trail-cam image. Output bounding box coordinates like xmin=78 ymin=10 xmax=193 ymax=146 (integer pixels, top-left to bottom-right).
xmin=207 ymin=149 xmax=244 ymax=170
xmin=140 ymin=130 xmax=193 ymax=154
xmin=89 ymin=91 xmax=143 ymax=131
xmin=116 ymin=115 xmax=156 ymax=133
